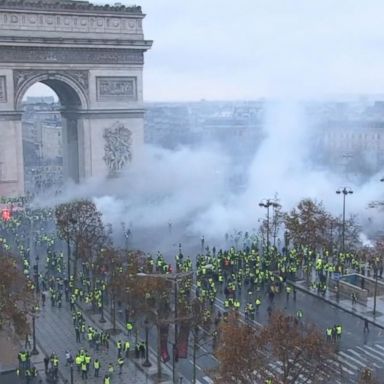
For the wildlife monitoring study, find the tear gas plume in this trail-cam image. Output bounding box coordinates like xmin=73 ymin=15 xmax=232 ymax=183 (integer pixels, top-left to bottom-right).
xmin=32 ymin=101 xmax=384 ymax=250
xmin=29 ymin=0 xmax=384 ymax=248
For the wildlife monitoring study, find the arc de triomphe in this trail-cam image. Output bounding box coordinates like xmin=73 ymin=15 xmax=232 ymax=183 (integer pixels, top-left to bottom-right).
xmin=0 ymin=0 xmax=152 ymax=196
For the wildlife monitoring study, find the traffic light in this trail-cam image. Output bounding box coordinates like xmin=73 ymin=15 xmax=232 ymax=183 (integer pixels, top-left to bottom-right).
xmin=1 ymin=208 xmax=11 ymax=221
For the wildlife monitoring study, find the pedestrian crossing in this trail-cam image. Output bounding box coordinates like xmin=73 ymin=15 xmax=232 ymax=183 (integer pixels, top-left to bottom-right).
xmin=326 ymin=343 xmax=384 ymax=383
xmin=261 ymin=343 xmax=384 ymax=384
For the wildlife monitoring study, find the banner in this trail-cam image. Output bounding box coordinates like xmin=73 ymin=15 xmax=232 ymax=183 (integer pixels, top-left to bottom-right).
xmin=160 ymin=324 xmax=170 ymax=362
xmin=176 ymin=321 xmax=190 ymax=359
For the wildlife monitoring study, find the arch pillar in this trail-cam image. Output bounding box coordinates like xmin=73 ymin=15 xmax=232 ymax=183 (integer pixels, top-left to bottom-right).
xmin=0 ymin=111 xmax=24 ymax=196
xmin=70 ymin=109 xmax=145 ymax=179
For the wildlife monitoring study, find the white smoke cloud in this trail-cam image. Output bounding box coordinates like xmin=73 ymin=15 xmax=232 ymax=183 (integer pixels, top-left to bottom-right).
xmin=27 ymin=1 xmax=384 ymax=249
xmin=31 ymin=100 xmax=384 ymax=249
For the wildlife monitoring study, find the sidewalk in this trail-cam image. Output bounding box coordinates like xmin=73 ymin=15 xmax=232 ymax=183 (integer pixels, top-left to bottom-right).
xmin=80 ymin=303 xmax=176 ymax=384
xmin=292 ymin=279 xmax=384 ymax=330
xmin=32 ymin=297 xmax=156 ymax=384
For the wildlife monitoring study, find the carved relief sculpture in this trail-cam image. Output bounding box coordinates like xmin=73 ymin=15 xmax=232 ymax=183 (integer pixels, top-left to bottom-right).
xmin=0 ymin=47 xmax=144 ymax=65
xmin=103 ymin=122 xmax=132 ymax=176
xmin=97 ymin=77 xmax=137 ymax=101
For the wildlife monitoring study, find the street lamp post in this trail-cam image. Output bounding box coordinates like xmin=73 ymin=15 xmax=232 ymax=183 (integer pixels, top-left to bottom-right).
xmin=259 ymin=199 xmax=280 ymax=260
xmin=173 ymin=274 xmax=179 ymax=384
xmin=335 ymin=187 xmax=353 ymax=301
xmin=70 ymin=363 xmax=74 ymax=384
xmin=336 ymin=187 xmax=353 ymax=256
xmin=142 ymin=319 xmax=152 ymax=367
xmin=373 ymin=260 xmax=379 ymax=317
xmin=99 ymin=283 xmax=106 ymax=323
xmin=31 ymin=305 xmax=39 ymax=355
xmin=67 ymin=238 xmax=71 ymax=282
xmin=66 ymin=218 xmax=77 ymax=282
xmin=33 ymin=261 xmax=39 ymax=294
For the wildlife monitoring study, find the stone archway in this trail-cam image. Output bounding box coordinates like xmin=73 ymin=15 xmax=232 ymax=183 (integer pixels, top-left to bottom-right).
xmin=18 ymin=72 xmax=88 ymax=185
xmin=0 ymin=0 xmax=152 ymax=196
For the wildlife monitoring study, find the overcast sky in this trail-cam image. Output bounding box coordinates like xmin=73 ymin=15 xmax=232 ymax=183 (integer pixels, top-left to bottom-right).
xmin=28 ymin=0 xmax=384 ymax=101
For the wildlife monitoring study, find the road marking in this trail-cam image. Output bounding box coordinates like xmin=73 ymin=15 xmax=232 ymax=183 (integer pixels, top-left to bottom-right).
xmin=346 ymin=348 xmax=368 ymax=362
xmin=202 ymin=376 xmax=214 ymax=383
xmin=326 ymin=358 xmax=355 ymax=376
xmin=363 ymin=345 xmax=384 ymax=359
xmin=188 ymin=359 xmax=202 ymax=371
xmin=338 ymin=351 xmax=365 ymax=369
xmin=355 ymin=346 xmax=383 ymax=367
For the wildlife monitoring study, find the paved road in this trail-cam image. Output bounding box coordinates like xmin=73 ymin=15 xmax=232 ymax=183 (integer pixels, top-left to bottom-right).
xmin=14 ymin=219 xmax=384 ymax=384
xmin=33 ymin=298 xmax=153 ymax=384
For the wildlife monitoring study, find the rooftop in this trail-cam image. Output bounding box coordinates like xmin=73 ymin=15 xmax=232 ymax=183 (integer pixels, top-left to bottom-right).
xmin=0 ymin=0 xmax=143 ymax=14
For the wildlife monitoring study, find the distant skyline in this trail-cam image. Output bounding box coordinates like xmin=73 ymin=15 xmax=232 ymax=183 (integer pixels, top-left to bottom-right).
xmin=26 ymin=0 xmax=384 ymax=102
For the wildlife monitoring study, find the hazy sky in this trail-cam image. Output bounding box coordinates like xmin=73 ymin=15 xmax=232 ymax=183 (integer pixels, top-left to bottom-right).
xmin=27 ymin=0 xmax=384 ymax=101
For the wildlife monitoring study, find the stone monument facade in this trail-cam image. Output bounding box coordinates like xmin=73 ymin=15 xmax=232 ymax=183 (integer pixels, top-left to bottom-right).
xmin=0 ymin=0 xmax=152 ymax=196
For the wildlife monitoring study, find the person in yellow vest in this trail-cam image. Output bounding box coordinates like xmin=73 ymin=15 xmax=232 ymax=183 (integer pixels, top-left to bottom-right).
xmin=116 ymin=340 xmax=122 ymax=357
xmin=126 ymin=321 xmax=133 ymax=336
xmin=255 ymin=297 xmax=261 ymax=311
xmin=103 ymin=374 xmax=111 ymax=384
xmin=336 ymin=324 xmax=342 ymax=340
xmin=81 ymin=361 xmax=88 ymax=379
xmin=108 ymin=362 xmax=114 ymax=376
xmin=94 ymin=358 xmax=100 ymax=377
xmin=285 ymin=285 xmax=292 ymax=301
xmin=124 ymin=340 xmax=130 ymax=358
xmin=117 ymin=356 xmax=124 ymax=374
xmin=75 ymin=354 xmax=82 ymax=372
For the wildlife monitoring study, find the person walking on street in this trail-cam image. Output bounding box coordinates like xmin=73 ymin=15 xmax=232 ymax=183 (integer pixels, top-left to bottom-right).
xmin=81 ymin=361 xmax=88 ymax=379
xmin=43 ymin=355 xmax=49 ymax=373
xmin=94 ymin=359 xmax=100 ymax=377
xmin=336 ymin=324 xmax=342 ymax=341
xmin=332 ymin=325 xmax=337 ymax=343
xmin=296 ymin=309 xmax=303 ymax=323
xmin=117 ymin=356 xmax=124 ymax=374
xmin=326 ymin=327 xmax=332 ymax=342
xmin=75 ymin=325 xmax=81 ymax=343
xmin=364 ymin=319 xmax=369 ymax=333
xmin=124 ymin=340 xmax=130 ymax=358
xmin=116 ymin=340 xmax=122 ymax=358
xmin=285 ymin=284 xmax=291 ymax=302
xmin=108 ymin=362 xmax=114 ymax=376
xmin=25 ymin=334 xmax=31 ymax=350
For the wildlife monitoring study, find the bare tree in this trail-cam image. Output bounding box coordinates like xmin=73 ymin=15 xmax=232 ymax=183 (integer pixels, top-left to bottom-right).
xmin=55 ymin=199 xmax=108 ymax=281
xmin=284 ymin=198 xmax=331 ymax=253
xmin=0 ymin=250 xmax=36 ymax=336
xmin=214 ymin=310 xmax=336 ymax=384
xmin=214 ymin=310 xmax=264 ymax=383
